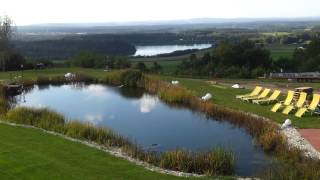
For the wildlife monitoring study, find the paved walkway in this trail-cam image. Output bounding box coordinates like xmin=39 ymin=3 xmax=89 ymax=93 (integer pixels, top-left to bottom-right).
xmin=298 ymin=129 xmax=320 ymax=151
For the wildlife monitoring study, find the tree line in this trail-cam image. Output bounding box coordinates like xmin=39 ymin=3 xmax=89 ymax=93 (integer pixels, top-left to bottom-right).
xmin=175 ymin=40 xmax=271 ymax=78
xmin=70 ymin=51 xmax=162 ymax=73
xmin=175 ymin=39 xmax=320 ymax=78
xmin=14 ymin=39 xmax=136 ymax=60
xmin=276 ymin=39 xmax=320 ymax=72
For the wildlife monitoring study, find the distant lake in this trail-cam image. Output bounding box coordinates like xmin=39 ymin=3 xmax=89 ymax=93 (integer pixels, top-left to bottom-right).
xmin=134 ymin=44 xmax=212 ymax=56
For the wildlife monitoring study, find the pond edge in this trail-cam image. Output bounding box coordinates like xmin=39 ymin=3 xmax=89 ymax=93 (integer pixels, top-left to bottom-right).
xmin=0 ymin=121 xmax=206 ymax=178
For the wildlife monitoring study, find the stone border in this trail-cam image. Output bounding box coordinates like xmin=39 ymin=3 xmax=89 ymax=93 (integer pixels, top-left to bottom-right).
xmin=246 ymin=112 xmax=320 ymax=160
xmin=281 ymin=127 xmax=320 ymax=160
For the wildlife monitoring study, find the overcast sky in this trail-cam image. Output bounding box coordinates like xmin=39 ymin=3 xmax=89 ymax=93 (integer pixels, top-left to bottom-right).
xmin=1 ymin=0 xmax=320 ymax=25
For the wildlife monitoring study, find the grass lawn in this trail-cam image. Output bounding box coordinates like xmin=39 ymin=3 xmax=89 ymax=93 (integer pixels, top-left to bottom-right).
xmin=159 ymin=76 xmax=320 ymax=128
xmin=0 ymin=68 xmax=108 ymax=82
xmin=143 ymin=60 xmax=181 ymax=74
xmin=0 ymin=123 xmax=228 ymax=180
xmin=213 ymin=78 xmax=320 ymax=90
xmin=266 ymin=44 xmax=297 ymax=59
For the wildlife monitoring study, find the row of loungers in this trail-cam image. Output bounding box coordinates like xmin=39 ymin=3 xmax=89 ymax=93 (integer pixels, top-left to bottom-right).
xmin=236 ymin=86 xmax=320 ymax=118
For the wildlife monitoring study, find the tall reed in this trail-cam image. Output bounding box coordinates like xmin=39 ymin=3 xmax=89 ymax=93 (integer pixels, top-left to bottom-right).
xmin=0 ymin=96 xmax=9 ymax=116
xmin=6 ymin=107 xmax=65 ymax=131
xmin=160 ymin=149 xmax=235 ymax=176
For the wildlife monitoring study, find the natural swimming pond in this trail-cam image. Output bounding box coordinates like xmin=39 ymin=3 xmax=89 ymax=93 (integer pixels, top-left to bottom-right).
xmin=134 ymin=44 xmax=212 ymax=56
xmin=13 ymin=84 xmax=272 ymax=176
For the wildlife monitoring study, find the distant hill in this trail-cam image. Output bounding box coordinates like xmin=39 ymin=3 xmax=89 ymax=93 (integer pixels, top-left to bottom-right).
xmin=15 ymin=17 xmax=320 ymax=41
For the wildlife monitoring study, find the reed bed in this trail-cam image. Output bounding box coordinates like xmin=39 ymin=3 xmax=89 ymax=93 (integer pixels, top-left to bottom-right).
xmin=103 ymin=70 xmax=127 ymax=85
xmin=36 ymin=76 xmax=51 ymax=85
xmin=22 ymin=79 xmax=35 ymax=87
xmin=71 ymin=73 xmax=97 ymax=83
xmin=6 ymin=107 xmax=65 ymax=131
xmin=103 ymin=69 xmax=144 ymax=88
xmin=160 ymin=149 xmax=235 ymax=176
xmin=0 ymin=96 xmax=9 ymax=116
xmin=49 ymin=76 xmax=68 ymax=85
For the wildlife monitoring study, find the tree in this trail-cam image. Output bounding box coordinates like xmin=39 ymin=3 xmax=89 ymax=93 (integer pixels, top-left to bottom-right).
xmin=0 ymin=15 xmax=14 ymax=71
xmin=134 ymin=62 xmax=147 ymax=72
xmin=72 ymin=51 xmax=104 ymax=68
xmin=291 ymin=39 xmax=320 ymax=72
xmin=5 ymin=50 xmax=26 ymax=71
xmin=150 ymin=62 xmax=162 ymax=73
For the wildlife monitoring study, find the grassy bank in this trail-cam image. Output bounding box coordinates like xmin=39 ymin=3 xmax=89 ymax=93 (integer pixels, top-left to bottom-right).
xmin=158 ymin=77 xmax=320 ymax=128
xmin=0 ymin=123 xmax=225 ymax=180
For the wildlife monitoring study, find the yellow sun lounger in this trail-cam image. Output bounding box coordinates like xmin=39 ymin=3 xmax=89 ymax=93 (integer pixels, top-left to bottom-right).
xmin=295 ymin=94 xmax=320 ymax=118
xmin=236 ymin=86 xmax=263 ymax=99
xmin=282 ymin=92 xmax=307 ymax=115
xmin=242 ymin=88 xmax=271 ymax=102
xmin=252 ymin=90 xmax=281 ymax=105
xmin=271 ymin=90 xmax=294 ymax=112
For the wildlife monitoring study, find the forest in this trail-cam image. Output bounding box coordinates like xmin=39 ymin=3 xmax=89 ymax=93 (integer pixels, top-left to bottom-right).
xmin=13 ymin=39 xmax=136 ymax=59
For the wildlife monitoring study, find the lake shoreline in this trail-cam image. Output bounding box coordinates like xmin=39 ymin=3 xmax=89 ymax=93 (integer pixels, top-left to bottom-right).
xmin=134 ymin=44 xmax=212 ymax=56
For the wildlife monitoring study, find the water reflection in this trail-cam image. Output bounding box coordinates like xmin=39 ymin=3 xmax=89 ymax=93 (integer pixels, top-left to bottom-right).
xmin=138 ymin=94 xmax=159 ymax=113
xmin=84 ymin=113 xmax=104 ymax=124
xmin=119 ymin=87 xmax=144 ymax=99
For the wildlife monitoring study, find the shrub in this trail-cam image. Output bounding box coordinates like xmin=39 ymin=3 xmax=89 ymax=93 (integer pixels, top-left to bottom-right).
xmin=251 ymin=66 xmax=266 ymax=78
xmin=36 ymin=76 xmax=51 ymax=85
xmin=72 ymin=73 xmax=96 ymax=83
xmin=50 ymin=76 xmax=66 ymax=85
xmin=22 ymin=79 xmax=35 ymax=87
xmin=133 ymin=62 xmax=148 ymax=72
xmin=158 ymin=85 xmax=194 ymax=105
xmin=104 ymin=70 xmax=126 ymax=85
xmin=121 ymin=70 xmax=143 ymax=87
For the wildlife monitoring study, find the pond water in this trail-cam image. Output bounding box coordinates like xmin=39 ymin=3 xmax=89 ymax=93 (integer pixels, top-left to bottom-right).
xmin=134 ymin=44 xmax=212 ymax=56
xmin=13 ymin=84 xmax=272 ymax=176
